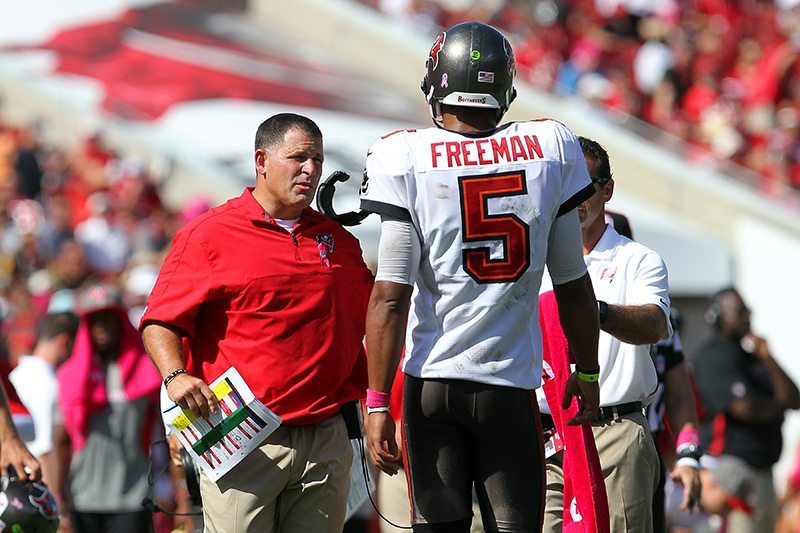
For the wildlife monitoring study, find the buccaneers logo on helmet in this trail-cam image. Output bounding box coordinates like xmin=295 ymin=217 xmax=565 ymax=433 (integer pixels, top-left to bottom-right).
xmin=427 ymin=32 xmax=445 ymax=71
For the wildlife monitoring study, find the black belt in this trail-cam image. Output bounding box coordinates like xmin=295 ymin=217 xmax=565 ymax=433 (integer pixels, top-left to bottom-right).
xmin=595 ymin=401 xmax=643 ymax=422
xmin=539 ymin=401 xmax=643 ymax=430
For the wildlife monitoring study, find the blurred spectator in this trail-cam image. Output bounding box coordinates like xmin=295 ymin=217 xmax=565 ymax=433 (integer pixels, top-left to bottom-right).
xmin=666 ymin=454 xmax=755 ymax=533
xmin=12 ymin=125 xmax=44 ymax=201
xmin=358 ymin=0 xmax=800 ymax=194
xmin=54 ymin=282 xmax=162 ymax=533
xmin=47 ymin=239 xmax=90 ymax=291
xmin=47 ymin=288 xmax=76 ymax=315
xmin=10 ymin=311 xmax=80 ymax=488
xmin=37 ymin=196 xmax=74 ymax=262
xmin=74 ymin=192 xmax=132 ymax=275
xmin=692 ymin=287 xmax=800 ymax=532
xmin=122 ymin=262 xmax=159 ymax=328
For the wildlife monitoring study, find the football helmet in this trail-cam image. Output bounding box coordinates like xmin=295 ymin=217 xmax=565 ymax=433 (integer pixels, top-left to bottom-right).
xmin=421 ymin=22 xmax=517 ymax=127
xmin=0 ymin=477 xmax=59 ymax=532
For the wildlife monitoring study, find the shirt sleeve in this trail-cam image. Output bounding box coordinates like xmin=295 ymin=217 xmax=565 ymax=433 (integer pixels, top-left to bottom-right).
xmin=359 ymin=135 xmax=413 ymax=222
xmin=552 ymin=122 xmax=595 ymax=216
xmin=139 ymin=224 xmax=213 ymax=339
xmin=628 ymin=248 xmax=673 ymax=340
xmin=546 ymin=208 xmax=587 ymax=284
xmin=375 ymin=217 xmax=422 ymax=285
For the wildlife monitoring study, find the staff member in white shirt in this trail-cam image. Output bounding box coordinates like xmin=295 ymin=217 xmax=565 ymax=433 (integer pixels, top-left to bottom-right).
xmin=540 ymin=137 xmax=672 ymax=532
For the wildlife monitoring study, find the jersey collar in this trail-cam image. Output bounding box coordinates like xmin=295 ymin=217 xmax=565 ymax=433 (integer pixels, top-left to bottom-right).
xmin=238 ymin=187 xmax=322 ymax=226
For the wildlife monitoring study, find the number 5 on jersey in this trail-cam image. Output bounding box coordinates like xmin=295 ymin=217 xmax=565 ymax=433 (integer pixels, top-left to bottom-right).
xmin=458 ymin=171 xmax=530 ymax=283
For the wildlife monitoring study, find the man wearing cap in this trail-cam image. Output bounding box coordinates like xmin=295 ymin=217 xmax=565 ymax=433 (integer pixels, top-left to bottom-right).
xmin=53 ymin=282 xmax=162 ymax=533
xmin=539 ymin=137 xmax=673 ymax=532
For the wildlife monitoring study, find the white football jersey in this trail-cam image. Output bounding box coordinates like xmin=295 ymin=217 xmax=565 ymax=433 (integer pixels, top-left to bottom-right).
xmin=361 ymin=120 xmax=593 ymax=389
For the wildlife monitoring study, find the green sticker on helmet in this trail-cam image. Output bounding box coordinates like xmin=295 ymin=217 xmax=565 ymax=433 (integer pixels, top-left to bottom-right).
xmin=470 ymin=50 xmax=481 ymax=60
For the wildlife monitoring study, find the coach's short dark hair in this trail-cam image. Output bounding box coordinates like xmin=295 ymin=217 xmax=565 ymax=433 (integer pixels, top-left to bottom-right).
xmin=579 ymin=136 xmax=612 ymax=184
xmin=37 ymin=312 xmax=79 ymax=341
xmin=254 ymin=113 xmax=322 ymax=152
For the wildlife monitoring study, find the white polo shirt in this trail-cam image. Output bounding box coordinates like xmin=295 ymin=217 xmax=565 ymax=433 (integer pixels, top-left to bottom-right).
xmin=539 ymin=224 xmax=672 ymax=411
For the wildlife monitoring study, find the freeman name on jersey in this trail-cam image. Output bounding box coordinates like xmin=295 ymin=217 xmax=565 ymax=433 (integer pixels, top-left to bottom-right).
xmin=431 ymin=134 xmax=544 ymax=168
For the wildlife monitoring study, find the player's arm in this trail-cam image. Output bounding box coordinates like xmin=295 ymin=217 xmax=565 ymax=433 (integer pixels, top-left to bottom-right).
xmin=52 ymin=422 xmax=73 ymax=530
xmin=364 ymin=217 xmax=419 ymax=475
xmin=547 ymin=209 xmax=600 ymax=425
xmin=664 ymin=359 xmax=702 ymax=512
xmin=142 ymin=322 xmax=217 ymax=418
xmin=0 ymin=382 xmax=40 ymax=481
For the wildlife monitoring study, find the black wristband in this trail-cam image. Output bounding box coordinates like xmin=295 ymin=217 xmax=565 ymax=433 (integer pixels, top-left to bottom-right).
xmin=598 ymin=300 xmax=609 ymax=325
xmin=575 ymin=364 xmax=601 ymax=375
xmin=164 ymin=368 xmax=187 ymax=388
xmin=677 ymin=444 xmax=703 ymax=461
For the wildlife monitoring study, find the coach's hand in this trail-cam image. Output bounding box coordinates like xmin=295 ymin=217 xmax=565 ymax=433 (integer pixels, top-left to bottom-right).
xmin=563 ymin=372 xmax=599 ymax=426
xmin=366 ymin=412 xmax=402 ymax=475
xmin=167 ymin=373 xmax=218 ymax=419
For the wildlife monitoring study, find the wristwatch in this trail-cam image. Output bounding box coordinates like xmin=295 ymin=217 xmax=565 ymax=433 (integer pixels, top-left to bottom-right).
xmin=598 ymin=300 xmax=609 ymax=325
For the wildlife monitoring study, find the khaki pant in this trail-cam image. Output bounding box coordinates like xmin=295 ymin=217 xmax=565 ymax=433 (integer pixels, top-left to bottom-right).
xmin=200 ymin=415 xmax=352 ymax=533
xmin=543 ymin=411 xmax=659 ymax=533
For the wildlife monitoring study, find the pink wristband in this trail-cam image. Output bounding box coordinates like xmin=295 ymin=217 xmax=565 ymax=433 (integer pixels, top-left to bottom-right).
xmin=366 ymin=388 xmax=391 ymax=409
xmin=676 ymin=427 xmax=700 ymax=453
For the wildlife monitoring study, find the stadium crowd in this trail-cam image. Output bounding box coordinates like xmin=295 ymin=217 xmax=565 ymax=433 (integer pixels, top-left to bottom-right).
xmin=0 ymin=5 xmax=799 ymax=530
xmin=363 ymin=0 xmax=800 ymax=197
xmin=0 ymin=120 xmax=210 ymax=532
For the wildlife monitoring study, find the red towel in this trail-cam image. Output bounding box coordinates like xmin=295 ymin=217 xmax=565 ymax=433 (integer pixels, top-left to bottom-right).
xmin=539 ymin=291 xmax=610 ymax=532
xmin=57 ymin=308 xmax=161 ymax=452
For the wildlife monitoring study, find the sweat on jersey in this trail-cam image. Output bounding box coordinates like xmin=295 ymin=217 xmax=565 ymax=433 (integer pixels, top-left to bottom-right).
xmin=360 ymin=120 xmax=593 ymax=389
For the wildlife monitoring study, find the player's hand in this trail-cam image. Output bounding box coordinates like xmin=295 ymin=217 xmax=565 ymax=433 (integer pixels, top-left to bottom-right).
xmin=0 ymin=435 xmax=41 ymax=481
xmin=365 ymin=412 xmax=402 ymax=476
xmin=741 ymin=333 xmax=769 ymax=360
xmin=166 ymin=373 xmax=217 ymax=418
xmin=563 ymin=372 xmax=599 ymax=426
xmin=671 ymin=463 xmax=702 ymax=513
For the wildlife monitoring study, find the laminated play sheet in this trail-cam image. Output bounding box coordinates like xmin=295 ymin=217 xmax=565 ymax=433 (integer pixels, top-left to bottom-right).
xmin=163 ymin=367 xmax=282 ymax=482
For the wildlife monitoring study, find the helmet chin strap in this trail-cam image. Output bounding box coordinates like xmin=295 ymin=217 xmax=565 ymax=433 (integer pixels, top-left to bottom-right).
xmin=430 ymin=101 xmax=444 ymax=128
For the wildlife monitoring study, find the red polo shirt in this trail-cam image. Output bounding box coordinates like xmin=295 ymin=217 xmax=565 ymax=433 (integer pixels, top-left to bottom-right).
xmin=141 ymin=188 xmax=372 ymax=425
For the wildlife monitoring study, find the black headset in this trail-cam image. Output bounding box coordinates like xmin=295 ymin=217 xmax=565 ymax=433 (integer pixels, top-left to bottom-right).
xmin=142 ymin=439 xmax=203 ymax=517
xmin=315 ymin=170 xmax=370 ymax=226
xmin=704 ymin=287 xmax=737 ymax=330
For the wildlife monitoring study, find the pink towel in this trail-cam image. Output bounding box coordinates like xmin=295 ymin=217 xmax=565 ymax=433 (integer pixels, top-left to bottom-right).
xmin=57 ymin=308 xmax=161 ymax=451
xmin=539 ymin=291 xmax=610 ymax=532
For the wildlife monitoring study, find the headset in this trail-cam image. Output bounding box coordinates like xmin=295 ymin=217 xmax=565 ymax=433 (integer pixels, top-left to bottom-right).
xmin=315 ymin=170 xmax=371 ymax=226
xmin=704 ymin=287 xmax=737 ymax=330
xmin=142 ymin=439 xmax=203 ymax=517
